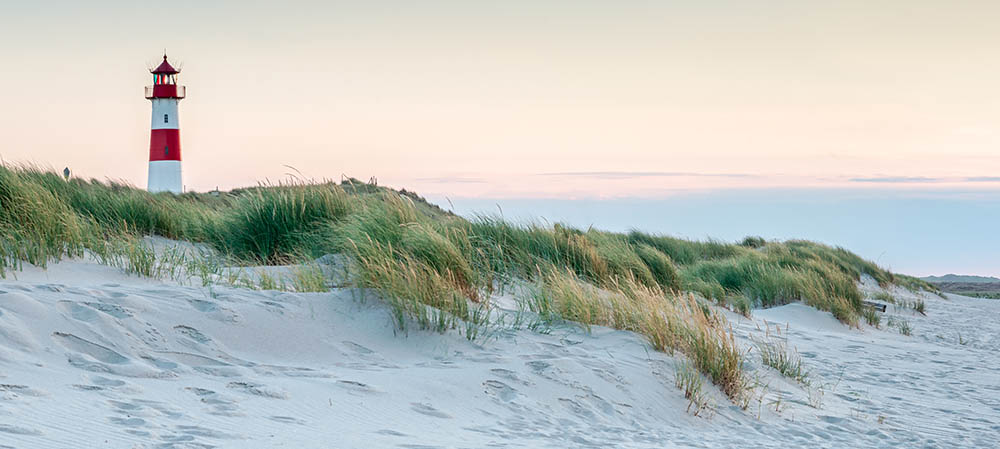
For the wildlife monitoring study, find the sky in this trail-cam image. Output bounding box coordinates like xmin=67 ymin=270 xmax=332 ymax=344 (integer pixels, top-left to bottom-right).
xmin=1 ymin=1 xmax=998 ymax=275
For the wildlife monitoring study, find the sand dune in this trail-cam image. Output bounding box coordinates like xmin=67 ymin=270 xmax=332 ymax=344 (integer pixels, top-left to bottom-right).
xmin=0 ymin=256 xmax=997 ymax=448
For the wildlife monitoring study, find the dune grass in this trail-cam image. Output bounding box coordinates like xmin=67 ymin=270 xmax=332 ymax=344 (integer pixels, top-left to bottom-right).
xmin=887 ymin=316 xmax=913 ymax=336
xmin=0 ymin=165 xmax=936 ymax=405
xmin=208 ymin=182 xmax=352 ymax=264
xmin=0 ymin=167 xmax=91 ymax=274
xmin=527 ymin=269 xmax=749 ymax=402
xmin=894 ymin=274 xmax=943 ymax=297
xmin=862 ymin=307 xmax=881 ymax=328
xmin=675 ymin=361 xmax=711 ymax=416
xmin=873 ymin=291 xmax=896 ymax=304
xmin=753 ymin=334 xmax=809 ymax=384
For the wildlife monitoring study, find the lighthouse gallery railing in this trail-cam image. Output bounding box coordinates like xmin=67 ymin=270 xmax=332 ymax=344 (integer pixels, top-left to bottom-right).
xmin=145 ymin=85 xmax=186 ymax=99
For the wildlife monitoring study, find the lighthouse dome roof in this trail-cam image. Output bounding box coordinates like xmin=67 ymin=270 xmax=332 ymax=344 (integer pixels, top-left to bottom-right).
xmin=151 ymin=55 xmax=179 ymax=74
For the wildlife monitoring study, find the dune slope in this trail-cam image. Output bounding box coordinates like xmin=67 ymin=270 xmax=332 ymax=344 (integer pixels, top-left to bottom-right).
xmin=0 ymin=258 xmax=998 ymax=448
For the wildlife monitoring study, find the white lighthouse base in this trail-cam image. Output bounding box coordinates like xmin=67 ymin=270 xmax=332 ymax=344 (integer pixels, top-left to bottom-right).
xmin=147 ymin=160 xmax=183 ymax=194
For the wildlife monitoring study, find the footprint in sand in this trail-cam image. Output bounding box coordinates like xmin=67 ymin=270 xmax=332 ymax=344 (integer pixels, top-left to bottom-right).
xmin=108 ymin=416 xmax=147 ymax=427
xmin=253 ymin=364 xmax=333 ymax=378
xmin=125 ymin=399 xmax=185 ymax=419
xmin=268 ymin=415 xmax=306 ymax=425
xmin=173 ymin=325 xmax=211 ymax=344
xmin=261 ymin=300 xmax=286 ymax=314
xmin=183 ymin=298 xmax=241 ymax=323
xmin=583 ymin=392 xmax=617 ymax=416
xmin=108 ymin=399 xmax=142 ymax=412
xmin=0 ymin=423 xmax=43 ymax=436
xmin=558 ymin=397 xmax=597 ymax=420
xmin=483 ymin=380 xmax=519 ymax=402
xmin=84 ymin=302 xmax=133 ymax=318
xmin=490 ymin=368 xmax=534 ymax=387
xmin=410 ymin=403 xmax=452 ymax=419
xmin=0 ymin=384 xmax=47 ymax=398
xmin=187 ymin=298 xmax=218 ymax=312
xmin=58 ymin=301 xmax=101 ymax=322
xmin=53 ymin=332 xmax=129 ymax=364
xmin=141 ymin=354 xmax=180 ymax=371
xmin=525 ymin=360 xmax=553 ymax=376
xmin=337 ymin=380 xmax=379 ymax=394
xmin=0 ymin=291 xmax=49 ymax=318
xmin=589 ymin=367 xmax=628 ymax=389
xmin=174 ymin=424 xmax=240 ymax=439
xmin=226 ymin=381 xmax=288 ymax=399
xmin=342 ymin=340 xmax=376 ymax=355
xmin=185 ymin=387 xmax=245 ymax=417
xmin=194 ymin=366 xmax=246 ymax=377
xmin=159 ymin=434 xmax=197 ymax=444
xmin=156 ymin=351 xmax=228 ymax=367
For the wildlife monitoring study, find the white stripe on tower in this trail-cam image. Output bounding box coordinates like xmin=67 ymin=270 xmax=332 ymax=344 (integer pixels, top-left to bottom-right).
xmin=151 ymin=99 xmax=179 ymax=130
xmin=146 ymin=53 xmax=185 ymax=194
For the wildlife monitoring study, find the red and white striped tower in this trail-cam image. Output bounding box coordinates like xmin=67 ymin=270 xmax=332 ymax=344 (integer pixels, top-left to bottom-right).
xmin=145 ymin=54 xmax=186 ymax=193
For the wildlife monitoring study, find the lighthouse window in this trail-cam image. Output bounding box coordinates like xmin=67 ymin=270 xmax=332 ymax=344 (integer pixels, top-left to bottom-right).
xmin=164 ymin=114 xmax=169 ymax=124
xmin=164 ymin=145 xmax=169 ymax=157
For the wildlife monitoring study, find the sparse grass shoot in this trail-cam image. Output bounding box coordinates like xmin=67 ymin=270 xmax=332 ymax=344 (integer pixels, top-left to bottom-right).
xmin=862 ymin=307 xmax=881 ymax=328
xmin=873 ymin=291 xmax=896 ymax=304
xmin=675 ymin=361 xmax=711 ymax=416
xmin=291 ymin=264 xmax=327 ymax=292
xmin=753 ymin=333 xmax=809 ymax=384
xmin=887 ymin=316 xmax=913 ymax=336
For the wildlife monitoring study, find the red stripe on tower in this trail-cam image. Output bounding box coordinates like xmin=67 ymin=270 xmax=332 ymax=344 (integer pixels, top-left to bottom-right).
xmin=145 ymin=54 xmax=186 ymax=193
xmin=149 ymin=129 xmax=181 ymax=161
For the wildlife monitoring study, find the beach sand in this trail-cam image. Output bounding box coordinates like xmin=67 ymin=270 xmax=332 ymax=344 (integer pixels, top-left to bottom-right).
xmin=0 ymin=253 xmax=997 ymax=448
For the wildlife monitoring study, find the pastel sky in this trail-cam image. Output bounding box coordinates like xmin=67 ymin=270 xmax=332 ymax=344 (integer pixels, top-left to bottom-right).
xmin=1 ymin=1 xmax=998 ymax=275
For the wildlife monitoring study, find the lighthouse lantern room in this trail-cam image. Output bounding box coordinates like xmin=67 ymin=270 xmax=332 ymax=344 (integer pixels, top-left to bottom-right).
xmin=145 ymin=54 xmax=186 ymax=193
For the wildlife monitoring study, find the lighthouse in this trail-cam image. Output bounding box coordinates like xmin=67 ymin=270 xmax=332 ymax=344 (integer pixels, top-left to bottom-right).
xmin=145 ymin=54 xmax=185 ymax=193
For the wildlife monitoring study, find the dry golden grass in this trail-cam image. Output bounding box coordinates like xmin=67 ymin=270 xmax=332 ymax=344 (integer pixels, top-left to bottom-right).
xmin=534 ymin=269 xmax=750 ymax=403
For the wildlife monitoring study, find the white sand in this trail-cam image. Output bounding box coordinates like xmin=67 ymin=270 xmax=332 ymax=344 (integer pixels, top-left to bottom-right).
xmin=1 ymin=257 xmax=998 ymax=448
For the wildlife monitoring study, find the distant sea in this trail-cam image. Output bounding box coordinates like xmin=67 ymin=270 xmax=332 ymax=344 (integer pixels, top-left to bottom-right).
xmin=427 ymin=188 xmax=1000 ymax=277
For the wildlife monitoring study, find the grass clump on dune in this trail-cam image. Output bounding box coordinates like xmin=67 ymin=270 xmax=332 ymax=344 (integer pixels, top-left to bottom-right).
xmin=677 ymin=249 xmax=863 ymax=325
xmin=349 ymin=237 xmax=484 ymax=335
xmin=532 ymin=269 xmax=749 ymax=403
xmin=208 ymin=182 xmax=352 ymax=264
xmin=0 ymin=167 xmax=89 ymax=273
xmin=25 ymin=172 xmax=202 ymax=239
xmin=628 ymin=231 xmax=745 ymax=265
xmin=634 ymin=243 xmax=682 ymax=291
xmin=625 ymin=230 xmax=882 ymax=325
xmin=331 ymin=193 xmax=488 ymax=334
xmin=466 ymin=218 xmax=611 ymax=285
